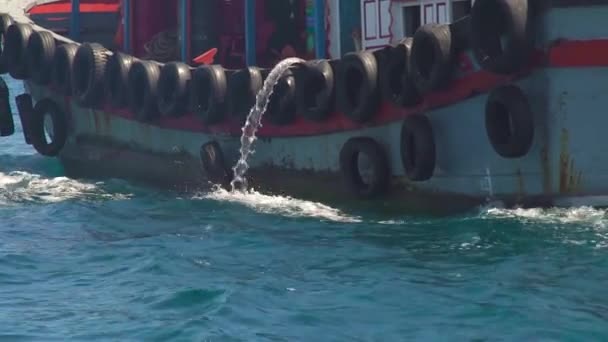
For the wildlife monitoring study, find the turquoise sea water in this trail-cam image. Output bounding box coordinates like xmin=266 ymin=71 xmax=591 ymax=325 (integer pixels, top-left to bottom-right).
xmin=2 ymin=75 xmax=608 ymax=341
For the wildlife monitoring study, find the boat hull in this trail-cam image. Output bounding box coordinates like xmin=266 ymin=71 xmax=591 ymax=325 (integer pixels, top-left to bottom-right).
xmin=18 ymin=66 xmax=583 ymax=216
xmin=13 ymin=3 xmax=608 ymax=214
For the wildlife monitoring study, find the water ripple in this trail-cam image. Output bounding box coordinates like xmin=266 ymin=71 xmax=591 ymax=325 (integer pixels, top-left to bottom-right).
xmin=1 ymin=76 xmax=608 ymax=340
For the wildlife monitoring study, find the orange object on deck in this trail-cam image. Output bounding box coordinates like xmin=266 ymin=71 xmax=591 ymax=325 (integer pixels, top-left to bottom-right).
xmin=193 ymin=48 xmax=218 ymax=65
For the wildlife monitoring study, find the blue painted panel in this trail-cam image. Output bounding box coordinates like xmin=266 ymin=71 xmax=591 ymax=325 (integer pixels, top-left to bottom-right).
xmin=543 ymin=7 xmax=608 ymax=42
xmin=123 ymin=0 xmax=131 ymax=52
xmin=179 ymin=0 xmax=188 ymax=62
xmin=338 ymin=0 xmax=360 ymax=56
xmin=245 ymin=0 xmax=256 ymax=66
xmin=313 ymin=0 xmax=326 ymax=59
xmin=70 ymin=0 xmax=80 ymax=41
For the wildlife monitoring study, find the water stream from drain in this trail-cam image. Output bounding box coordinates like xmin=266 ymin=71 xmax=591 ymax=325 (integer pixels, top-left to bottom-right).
xmin=230 ymin=57 xmax=304 ymax=192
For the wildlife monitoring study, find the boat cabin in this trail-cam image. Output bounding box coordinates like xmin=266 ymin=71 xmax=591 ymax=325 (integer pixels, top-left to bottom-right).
xmin=360 ymin=0 xmax=472 ymax=50
xmin=29 ymin=0 xmax=473 ymax=67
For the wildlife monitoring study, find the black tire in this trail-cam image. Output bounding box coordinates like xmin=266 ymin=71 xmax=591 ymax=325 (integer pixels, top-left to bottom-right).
xmin=295 ymin=59 xmax=335 ymax=122
xmin=339 ymin=137 xmax=390 ymax=198
xmin=128 ymin=60 xmax=161 ymax=121
xmin=30 ymin=98 xmax=68 ymax=157
xmin=191 ymin=65 xmax=228 ymax=125
xmin=104 ymin=52 xmax=135 ymax=108
xmin=336 ymin=51 xmax=379 ymax=123
xmin=228 ymin=67 xmax=264 ymax=122
xmin=0 ymin=77 xmax=14 ymax=136
xmin=0 ymin=14 xmax=14 ymax=74
xmin=4 ymin=23 xmax=33 ymax=79
xmin=200 ymin=140 xmax=232 ymax=187
xmin=380 ymin=38 xmax=421 ymax=107
xmin=409 ymin=24 xmax=454 ymax=94
xmin=72 ymin=42 xmax=109 ymax=107
xmin=485 ymin=84 xmax=534 ymax=158
xmin=26 ymin=30 xmax=56 ymax=85
xmin=471 ymin=0 xmax=532 ymax=74
xmin=157 ymin=61 xmax=191 ymax=117
xmin=52 ymin=43 xmax=78 ymax=96
xmin=15 ymin=93 xmax=33 ymax=144
xmin=265 ymin=69 xmax=297 ymax=126
xmin=449 ymin=15 xmax=472 ymax=51
xmin=400 ymin=114 xmax=436 ymax=181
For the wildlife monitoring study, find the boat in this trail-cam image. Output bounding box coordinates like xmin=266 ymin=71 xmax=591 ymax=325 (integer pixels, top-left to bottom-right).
xmin=0 ymin=0 xmax=603 ymax=215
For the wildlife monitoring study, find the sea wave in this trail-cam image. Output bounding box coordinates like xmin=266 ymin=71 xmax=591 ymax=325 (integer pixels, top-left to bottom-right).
xmin=196 ymin=186 xmax=362 ymax=223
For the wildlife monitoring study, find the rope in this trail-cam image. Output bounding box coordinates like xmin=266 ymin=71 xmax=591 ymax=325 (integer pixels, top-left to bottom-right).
xmin=143 ymin=28 xmax=179 ymax=62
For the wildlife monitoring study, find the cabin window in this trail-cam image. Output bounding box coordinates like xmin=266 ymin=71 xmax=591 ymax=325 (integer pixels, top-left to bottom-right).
xmin=402 ymin=5 xmax=421 ymax=37
xmin=452 ymin=0 xmax=472 ymax=21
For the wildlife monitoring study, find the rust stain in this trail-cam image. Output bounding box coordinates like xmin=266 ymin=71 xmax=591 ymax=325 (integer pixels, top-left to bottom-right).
xmin=92 ymin=110 xmax=101 ymax=134
xmin=540 ymin=145 xmax=552 ymax=194
xmin=558 ymin=128 xmax=582 ymax=194
xmin=90 ymin=109 xmax=112 ymax=136
xmin=102 ymin=110 xmax=112 ymax=131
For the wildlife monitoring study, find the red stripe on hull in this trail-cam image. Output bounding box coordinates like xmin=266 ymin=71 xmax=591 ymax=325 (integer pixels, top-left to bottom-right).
xmin=548 ymin=39 xmax=608 ymax=67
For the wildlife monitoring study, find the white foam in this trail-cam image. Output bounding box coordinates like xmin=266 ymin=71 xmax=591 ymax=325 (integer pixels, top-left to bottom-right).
xmin=482 ymin=206 xmax=608 ymax=228
xmin=0 ymin=171 xmax=132 ymax=204
xmin=196 ymin=186 xmax=362 ymax=223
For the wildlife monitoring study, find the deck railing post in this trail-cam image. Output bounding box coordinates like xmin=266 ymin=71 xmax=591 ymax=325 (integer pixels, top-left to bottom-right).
xmin=447 ymin=0 xmax=453 ymax=22
xmin=245 ymin=0 xmax=256 ymax=66
xmin=123 ymin=0 xmax=131 ymax=52
xmin=179 ymin=0 xmax=188 ymax=62
xmin=70 ymin=0 xmax=80 ymax=41
xmin=314 ymin=0 xmax=326 ymax=59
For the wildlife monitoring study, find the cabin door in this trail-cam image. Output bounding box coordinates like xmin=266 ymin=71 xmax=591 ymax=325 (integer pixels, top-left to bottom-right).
xmin=360 ymin=0 xmax=391 ymax=51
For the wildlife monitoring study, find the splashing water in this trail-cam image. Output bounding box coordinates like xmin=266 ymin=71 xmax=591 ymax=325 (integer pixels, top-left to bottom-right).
xmin=199 ymin=185 xmax=362 ymax=223
xmin=230 ymin=57 xmax=304 ymax=192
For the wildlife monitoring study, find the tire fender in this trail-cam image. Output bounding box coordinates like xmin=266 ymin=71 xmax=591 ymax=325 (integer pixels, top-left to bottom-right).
xmin=191 ymin=64 xmax=228 ymax=125
xmin=339 ymin=137 xmax=390 ymax=198
xmin=200 ymin=140 xmax=232 ymax=188
xmin=26 ymin=30 xmax=56 ymax=85
xmin=4 ymin=23 xmax=33 ymax=79
xmin=265 ymin=69 xmax=297 ymax=126
xmin=104 ymin=52 xmax=136 ymax=108
xmin=295 ymin=59 xmax=336 ymax=122
xmin=128 ymin=60 xmax=161 ymax=121
xmin=380 ymin=38 xmax=421 ymax=107
xmin=336 ymin=51 xmax=380 ymax=123
xmin=409 ymin=24 xmax=455 ymax=94
xmin=72 ymin=42 xmax=109 ymax=107
xmin=400 ymin=114 xmax=436 ymax=181
xmin=0 ymin=14 xmax=14 ymax=74
xmin=471 ymin=0 xmax=533 ymax=74
xmin=30 ymin=99 xmax=68 ymax=157
xmin=157 ymin=61 xmax=192 ymax=117
xmin=227 ymin=67 xmax=264 ymax=122
xmin=0 ymin=77 xmax=14 ymax=136
xmin=52 ymin=43 xmax=78 ymax=96
xmin=485 ymin=84 xmax=534 ymax=158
